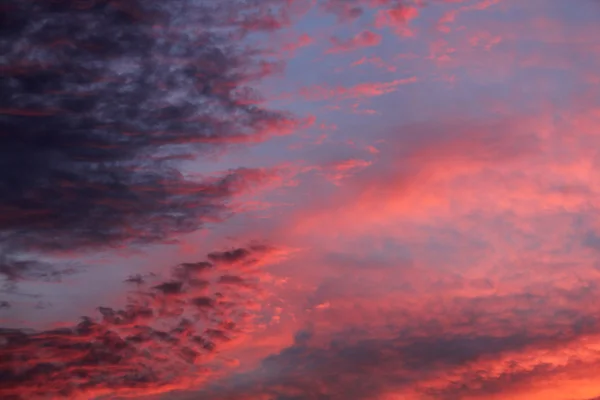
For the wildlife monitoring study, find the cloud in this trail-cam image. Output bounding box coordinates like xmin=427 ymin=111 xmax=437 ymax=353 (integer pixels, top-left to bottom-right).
xmin=436 ymin=0 xmax=502 ymax=33
xmin=208 ymin=248 xmax=253 ymax=265
xmin=318 ymin=0 xmax=422 ymax=23
xmin=351 ymin=56 xmax=397 ymax=72
xmin=182 ymin=279 xmax=600 ymax=400
xmin=4 ymin=1 xmax=600 ymax=400
xmin=288 ymin=114 xmax=543 ymax=240
xmin=183 ymin=107 xmax=599 ymax=399
xmin=0 ymin=244 xmax=282 ymax=399
xmin=375 ymin=4 xmax=419 ymax=37
xmin=282 ymin=33 xmax=314 ymax=53
xmin=319 ymin=0 xmax=366 ymax=21
xmin=0 ymin=0 xmax=296 ymax=282
xmin=298 ymin=77 xmax=417 ymax=101
xmin=327 ymin=30 xmax=382 ymax=54
xmin=234 ymin=4 xmax=292 ymax=33
xmin=316 ymin=158 xmax=373 ymax=185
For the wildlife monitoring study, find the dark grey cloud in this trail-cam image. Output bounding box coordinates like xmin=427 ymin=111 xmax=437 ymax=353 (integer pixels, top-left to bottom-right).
xmin=0 ymin=0 xmax=293 ymax=283
xmin=320 ymin=0 xmax=365 ymax=21
xmin=208 ymin=248 xmax=253 ymax=265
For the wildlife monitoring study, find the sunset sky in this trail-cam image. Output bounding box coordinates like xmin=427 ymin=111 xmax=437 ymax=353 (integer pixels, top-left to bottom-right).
xmin=2 ymin=0 xmax=600 ymax=399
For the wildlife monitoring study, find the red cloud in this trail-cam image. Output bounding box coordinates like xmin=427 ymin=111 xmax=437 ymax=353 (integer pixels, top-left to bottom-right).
xmin=0 ymin=244 xmax=285 ymax=399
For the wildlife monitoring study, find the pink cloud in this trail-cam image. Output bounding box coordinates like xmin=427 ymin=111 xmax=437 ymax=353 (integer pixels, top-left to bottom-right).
xmin=298 ymin=77 xmax=418 ymax=101
xmin=195 ymin=103 xmax=600 ymax=400
xmin=351 ymin=56 xmax=397 ymax=72
xmin=327 ymin=30 xmax=382 ymax=54
xmin=318 ymin=158 xmax=373 ymax=184
xmin=469 ymin=30 xmax=503 ymax=50
xmin=375 ymin=5 xmax=419 ymax=37
xmin=282 ymin=33 xmax=314 ymax=53
xmin=437 ymin=0 xmax=503 ymax=33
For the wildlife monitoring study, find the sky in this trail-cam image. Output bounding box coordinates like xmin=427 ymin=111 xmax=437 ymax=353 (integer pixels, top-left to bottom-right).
xmin=2 ymin=0 xmax=600 ymax=399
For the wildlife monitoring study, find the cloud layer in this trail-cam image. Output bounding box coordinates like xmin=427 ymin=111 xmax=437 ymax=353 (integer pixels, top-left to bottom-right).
xmin=3 ymin=0 xmax=600 ymax=399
